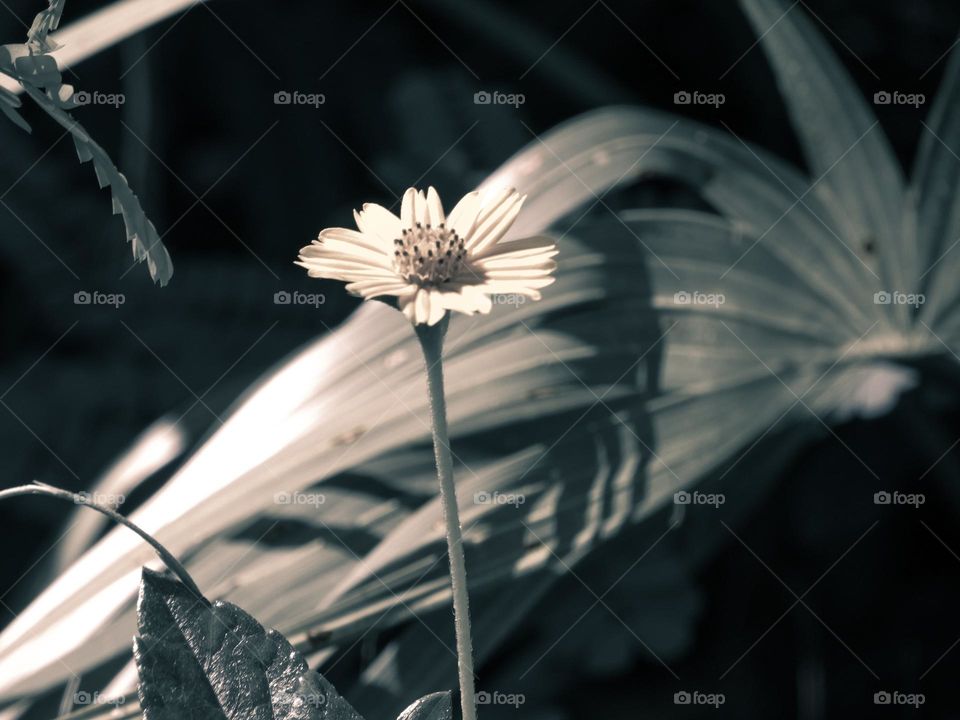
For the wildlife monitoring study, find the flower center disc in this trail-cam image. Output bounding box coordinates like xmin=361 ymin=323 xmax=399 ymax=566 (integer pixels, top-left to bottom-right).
xmin=393 ymin=223 xmax=467 ymax=285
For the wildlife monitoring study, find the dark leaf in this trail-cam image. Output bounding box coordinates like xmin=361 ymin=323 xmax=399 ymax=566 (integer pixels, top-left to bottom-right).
xmin=135 ymin=568 xmax=364 ymax=720
xmin=395 ymin=693 xmax=451 ymax=720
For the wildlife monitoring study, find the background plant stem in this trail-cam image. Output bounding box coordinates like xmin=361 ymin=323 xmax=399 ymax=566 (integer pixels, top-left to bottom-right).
xmin=416 ymin=316 xmax=478 ymax=720
xmin=0 ymin=482 xmax=205 ymax=600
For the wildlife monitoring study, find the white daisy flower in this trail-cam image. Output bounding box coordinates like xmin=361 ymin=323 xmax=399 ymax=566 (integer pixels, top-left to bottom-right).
xmin=297 ymin=186 xmax=558 ymax=326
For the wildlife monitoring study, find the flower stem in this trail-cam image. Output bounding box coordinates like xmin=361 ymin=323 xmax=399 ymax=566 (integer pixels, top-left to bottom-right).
xmin=0 ymin=481 xmax=205 ymax=600
xmin=415 ymin=317 xmax=477 ymax=720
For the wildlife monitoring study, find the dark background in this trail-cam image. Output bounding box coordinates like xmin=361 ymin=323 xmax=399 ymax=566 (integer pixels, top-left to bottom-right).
xmin=2 ymin=0 xmax=960 ymax=717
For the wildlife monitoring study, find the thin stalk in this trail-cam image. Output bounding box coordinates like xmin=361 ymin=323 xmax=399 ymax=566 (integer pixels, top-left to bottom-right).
xmin=0 ymin=482 xmax=205 ymax=600
xmin=415 ymin=316 xmax=477 ymax=720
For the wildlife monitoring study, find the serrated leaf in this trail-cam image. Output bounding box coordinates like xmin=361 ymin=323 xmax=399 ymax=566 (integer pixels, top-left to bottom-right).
xmin=0 ymin=84 xmax=29 ymax=132
xmin=0 ymin=1 xmax=174 ymax=286
xmin=19 ymin=84 xmax=174 ymax=285
xmin=135 ymin=568 xmax=364 ymax=720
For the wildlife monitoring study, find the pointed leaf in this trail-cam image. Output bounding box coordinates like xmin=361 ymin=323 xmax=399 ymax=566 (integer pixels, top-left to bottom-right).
xmin=135 ymin=568 xmax=364 ymax=720
xmin=395 ymin=693 xmax=451 ymax=720
xmin=913 ymin=44 xmax=960 ymax=326
xmin=739 ymin=0 xmax=910 ymax=297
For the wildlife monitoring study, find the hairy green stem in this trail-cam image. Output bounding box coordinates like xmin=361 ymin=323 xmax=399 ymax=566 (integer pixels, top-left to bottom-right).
xmin=415 ymin=317 xmax=477 ymax=720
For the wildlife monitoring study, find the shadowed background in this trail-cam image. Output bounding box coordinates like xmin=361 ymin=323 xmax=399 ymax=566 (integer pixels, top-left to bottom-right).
xmin=2 ymin=1 xmax=960 ymax=717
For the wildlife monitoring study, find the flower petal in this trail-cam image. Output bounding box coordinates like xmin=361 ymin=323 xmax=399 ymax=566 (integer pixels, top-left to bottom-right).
xmin=472 ymin=235 xmax=558 ymax=261
xmin=446 ymin=191 xmax=482 ymax=240
xmin=476 ymin=187 xmax=515 ymax=225
xmin=426 ymin=187 xmax=445 ymax=227
xmin=399 ymin=291 xmax=417 ymax=322
xmin=483 ymin=266 xmax=556 ymax=278
xmin=426 ymin=289 xmax=447 ymax=325
xmin=466 ymin=190 xmax=525 ymax=254
xmin=415 ymin=288 xmax=431 ymax=324
xmin=299 ymin=248 xmax=393 ymax=274
xmin=432 ymin=285 xmax=492 ymax=315
xmin=295 ymin=258 xmax=400 ymax=282
xmin=344 ymin=279 xmax=417 ymax=299
xmin=415 ymin=189 xmax=429 ymax=226
xmin=400 ymin=188 xmax=416 ymax=230
xmin=310 ymin=232 xmax=394 ymax=267
xmin=476 ymin=252 xmax=558 ymax=271
xmin=313 ymin=228 xmax=389 ymax=258
xmin=481 ymin=277 xmax=556 ymax=295
xmin=354 ymin=204 xmax=402 ymax=245
xmin=461 ymin=284 xmax=493 ymax=314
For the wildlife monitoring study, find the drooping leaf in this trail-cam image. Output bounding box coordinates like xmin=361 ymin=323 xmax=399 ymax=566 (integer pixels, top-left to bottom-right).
xmin=135 ymin=568 xmax=365 ymax=720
